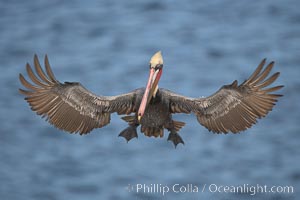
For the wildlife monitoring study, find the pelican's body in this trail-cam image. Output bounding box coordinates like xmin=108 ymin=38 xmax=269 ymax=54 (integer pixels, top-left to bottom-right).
xmin=19 ymin=51 xmax=283 ymax=147
xmin=119 ymin=88 xmax=187 ymax=145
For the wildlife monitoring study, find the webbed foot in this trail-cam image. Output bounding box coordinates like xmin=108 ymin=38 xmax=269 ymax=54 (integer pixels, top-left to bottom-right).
xmin=119 ymin=126 xmax=138 ymax=142
xmin=167 ymin=132 xmax=184 ymax=148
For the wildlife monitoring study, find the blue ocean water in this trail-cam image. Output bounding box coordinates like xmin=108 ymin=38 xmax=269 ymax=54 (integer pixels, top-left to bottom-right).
xmin=0 ymin=0 xmax=299 ymax=199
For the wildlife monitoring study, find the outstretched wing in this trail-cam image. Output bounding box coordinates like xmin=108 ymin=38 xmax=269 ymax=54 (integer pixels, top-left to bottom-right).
xmin=160 ymin=59 xmax=283 ymax=134
xmin=19 ymin=55 xmax=142 ymax=134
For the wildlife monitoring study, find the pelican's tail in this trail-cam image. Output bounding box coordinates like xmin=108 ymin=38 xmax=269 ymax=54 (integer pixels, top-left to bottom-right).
xmin=141 ymin=126 xmax=164 ymax=138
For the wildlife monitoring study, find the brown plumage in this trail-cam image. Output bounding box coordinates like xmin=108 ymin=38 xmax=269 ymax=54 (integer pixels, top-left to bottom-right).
xmin=19 ymin=52 xmax=283 ymax=147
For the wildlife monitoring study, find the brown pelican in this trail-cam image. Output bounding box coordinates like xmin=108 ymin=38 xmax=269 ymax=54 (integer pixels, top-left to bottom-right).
xmin=19 ymin=51 xmax=283 ymax=147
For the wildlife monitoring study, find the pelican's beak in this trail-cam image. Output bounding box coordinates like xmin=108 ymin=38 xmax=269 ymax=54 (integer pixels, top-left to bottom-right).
xmin=138 ymin=52 xmax=163 ymax=122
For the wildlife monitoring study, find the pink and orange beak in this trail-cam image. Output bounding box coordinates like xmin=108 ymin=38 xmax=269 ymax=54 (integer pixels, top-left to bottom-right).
xmin=138 ymin=51 xmax=163 ymax=122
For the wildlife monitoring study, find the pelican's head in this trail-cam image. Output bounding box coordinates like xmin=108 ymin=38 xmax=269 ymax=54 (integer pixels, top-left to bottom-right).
xmin=138 ymin=51 xmax=164 ymax=122
xmin=149 ymin=51 xmax=163 ymax=69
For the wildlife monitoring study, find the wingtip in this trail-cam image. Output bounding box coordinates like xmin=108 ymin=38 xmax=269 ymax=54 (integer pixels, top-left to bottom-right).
xmin=19 ymin=73 xmax=24 ymax=81
xmin=18 ymin=88 xmax=28 ymax=95
xmin=44 ymin=54 xmax=49 ymax=67
xmin=273 ymin=72 xmax=280 ymax=79
xmin=34 ymin=54 xmax=38 ymax=60
xmin=33 ymin=54 xmax=40 ymax=65
xmin=261 ymin=58 xmax=276 ymax=65
xmin=25 ymin=62 xmax=31 ymax=70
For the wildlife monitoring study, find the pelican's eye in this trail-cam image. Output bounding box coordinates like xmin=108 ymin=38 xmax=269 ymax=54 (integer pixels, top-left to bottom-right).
xmin=155 ymin=64 xmax=163 ymax=71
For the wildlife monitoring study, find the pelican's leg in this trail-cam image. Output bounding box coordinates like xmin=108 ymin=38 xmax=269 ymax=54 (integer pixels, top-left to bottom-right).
xmin=167 ymin=129 xmax=184 ymax=148
xmin=119 ymin=124 xmax=139 ymax=143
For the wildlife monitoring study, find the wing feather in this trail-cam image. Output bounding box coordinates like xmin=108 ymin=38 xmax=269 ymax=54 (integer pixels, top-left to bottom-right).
xmin=26 ymin=63 xmax=49 ymax=88
xmin=33 ymin=54 xmax=53 ymax=84
xmin=19 ymin=55 xmax=140 ymax=134
xmin=250 ymin=61 xmax=274 ymax=85
xmin=244 ymin=58 xmax=266 ymax=85
xmin=44 ymin=55 xmax=59 ymax=83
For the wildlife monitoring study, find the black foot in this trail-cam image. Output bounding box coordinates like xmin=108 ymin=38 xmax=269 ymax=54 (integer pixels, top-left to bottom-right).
xmin=119 ymin=126 xmax=138 ymax=142
xmin=167 ymin=132 xmax=184 ymax=148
